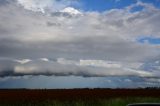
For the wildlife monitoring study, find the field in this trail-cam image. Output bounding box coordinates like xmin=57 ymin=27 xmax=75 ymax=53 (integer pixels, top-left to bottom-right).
xmin=0 ymin=89 xmax=160 ymax=106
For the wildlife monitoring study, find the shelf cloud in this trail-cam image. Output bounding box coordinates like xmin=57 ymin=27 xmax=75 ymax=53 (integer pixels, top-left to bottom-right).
xmin=0 ymin=58 xmax=153 ymax=78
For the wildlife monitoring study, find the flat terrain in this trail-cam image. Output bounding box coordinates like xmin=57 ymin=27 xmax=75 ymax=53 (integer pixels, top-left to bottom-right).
xmin=0 ymin=89 xmax=160 ymax=106
xmin=0 ymin=89 xmax=160 ymax=101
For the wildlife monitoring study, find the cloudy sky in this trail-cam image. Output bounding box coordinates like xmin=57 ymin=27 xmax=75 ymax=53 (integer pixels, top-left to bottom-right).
xmin=0 ymin=0 xmax=160 ymax=88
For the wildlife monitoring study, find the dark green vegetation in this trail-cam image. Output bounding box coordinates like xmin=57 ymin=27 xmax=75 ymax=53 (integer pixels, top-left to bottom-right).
xmin=0 ymin=97 xmax=160 ymax=106
xmin=0 ymin=89 xmax=160 ymax=106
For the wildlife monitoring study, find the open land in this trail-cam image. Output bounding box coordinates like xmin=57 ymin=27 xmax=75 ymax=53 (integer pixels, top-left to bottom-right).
xmin=0 ymin=89 xmax=160 ymax=106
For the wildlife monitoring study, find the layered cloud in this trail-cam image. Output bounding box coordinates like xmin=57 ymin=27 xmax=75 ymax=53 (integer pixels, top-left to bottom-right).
xmin=0 ymin=0 xmax=160 ymax=80
xmin=0 ymin=58 xmax=153 ymax=78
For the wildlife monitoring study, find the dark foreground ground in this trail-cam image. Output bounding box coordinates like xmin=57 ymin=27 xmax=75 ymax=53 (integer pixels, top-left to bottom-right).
xmin=1 ymin=89 xmax=160 ymax=101
xmin=0 ymin=89 xmax=160 ymax=106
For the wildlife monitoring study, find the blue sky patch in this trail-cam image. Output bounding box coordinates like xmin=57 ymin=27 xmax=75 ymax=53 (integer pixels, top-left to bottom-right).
xmin=78 ymin=0 xmax=136 ymax=12
xmin=138 ymin=37 xmax=160 ymax=44
xmin=77 ymin=0 xmax=160 ymax=12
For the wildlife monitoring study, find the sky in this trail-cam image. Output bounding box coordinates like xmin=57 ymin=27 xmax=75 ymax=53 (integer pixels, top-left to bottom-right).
xmin=0 ymin=0 xmax=160 ymax=88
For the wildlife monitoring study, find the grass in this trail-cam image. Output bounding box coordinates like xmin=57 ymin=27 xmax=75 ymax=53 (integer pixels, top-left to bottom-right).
xmin=0 ymin=97 xmax=160 ymax=106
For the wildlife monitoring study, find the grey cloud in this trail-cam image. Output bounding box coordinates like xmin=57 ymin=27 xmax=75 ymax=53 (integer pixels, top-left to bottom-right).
xmin=0 ymin=0 xmax=12 ymax=6
xmin=0 ymin=58 xmax=153 ymax=78
xmin=46 ymin=21 xmax=61 ymax=27
xmin=0 ymin=1 xmax=160 ymax=79
xmin=0 ymin=37 xmax=157 ymax=62
xmin=50 ymin=12 xmax=78 ymax=18
xmin=140 ymin=59 xmax=160 ymax=72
